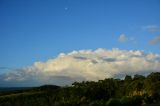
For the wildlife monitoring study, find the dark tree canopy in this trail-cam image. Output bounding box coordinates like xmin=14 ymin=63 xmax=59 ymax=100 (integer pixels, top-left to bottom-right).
xmin=0 ymin=72 xmax=160 ymax=106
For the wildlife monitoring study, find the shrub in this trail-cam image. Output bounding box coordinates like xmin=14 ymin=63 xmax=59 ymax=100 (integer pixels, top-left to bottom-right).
xmin=120 ymin=96 xmax=133 ymax=106
xmin=106 ymin=98 xmax=122 ymax=106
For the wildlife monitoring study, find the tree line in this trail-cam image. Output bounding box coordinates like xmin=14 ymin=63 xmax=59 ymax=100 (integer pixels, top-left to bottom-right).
xmin=0 ymin=72 xmax=160 ymax=106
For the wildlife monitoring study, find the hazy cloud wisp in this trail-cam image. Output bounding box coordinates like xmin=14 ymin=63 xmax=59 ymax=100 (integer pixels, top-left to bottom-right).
xmin=149 ymin=36 xmax=160 ymax=45
xmin=143 ymin=25 xmax=160 ymax=33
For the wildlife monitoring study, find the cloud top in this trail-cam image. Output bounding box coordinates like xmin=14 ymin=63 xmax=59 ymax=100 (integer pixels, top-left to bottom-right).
xmin=1 ymin=48 xmax=160 ymax=87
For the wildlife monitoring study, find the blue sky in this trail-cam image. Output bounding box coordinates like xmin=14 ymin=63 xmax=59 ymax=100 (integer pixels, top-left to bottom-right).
xmin=0 ymin=0 xmax=160 ymax=74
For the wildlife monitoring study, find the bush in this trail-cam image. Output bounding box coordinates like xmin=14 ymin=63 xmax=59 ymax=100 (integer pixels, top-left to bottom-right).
xmin=144 ymin=95 xmax=154 ymax=104
xmin=106 ymin=98 xmax=122 ymax=106
xmin=132 ymin=96 xmax=143 ymax=105
xmin=120 ymin=96 xmax=133 ymax=106
xmin=89 ymin=100 xmax=104 ymax=106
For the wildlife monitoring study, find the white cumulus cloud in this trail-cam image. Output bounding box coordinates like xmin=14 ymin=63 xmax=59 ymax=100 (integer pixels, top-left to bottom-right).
xmin=0 ymin=48 xmax=160 ymax=87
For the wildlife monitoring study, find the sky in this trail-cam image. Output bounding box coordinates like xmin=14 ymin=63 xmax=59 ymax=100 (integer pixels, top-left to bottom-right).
xmin=0 ymin=0 xmax=160 ymax=86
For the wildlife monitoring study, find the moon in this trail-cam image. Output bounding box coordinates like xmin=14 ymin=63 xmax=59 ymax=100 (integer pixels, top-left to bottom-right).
xmin=64 ymin=7 xmax=68 ymax=11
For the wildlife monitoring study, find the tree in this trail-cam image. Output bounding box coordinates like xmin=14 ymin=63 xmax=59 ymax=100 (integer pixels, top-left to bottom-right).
xmin=133 ymin=74 xmax=145 ymax=80
xmin=124 ymin=75 xmax=132 ymax=82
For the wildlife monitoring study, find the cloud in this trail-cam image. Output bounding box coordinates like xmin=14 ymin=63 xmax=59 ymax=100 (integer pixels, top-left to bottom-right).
xmin=149 ymin=36 xmax=160 ymax=45
xmin=0 ymin=48 xmax=160 ymax=87
xmin=143 ymin=25 xmax=160 ymax=33
xmin=0 ymin=67 xmax=13 ymax=74
xmin=119 ymin=33 xmax=127 ymax=43
xmin=0 ymin=67 xmax=10 ymax=70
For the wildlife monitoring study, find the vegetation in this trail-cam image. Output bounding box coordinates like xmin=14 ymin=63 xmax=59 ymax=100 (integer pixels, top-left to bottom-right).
xmin=0 ymin=72 xmax=160 ymax=106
